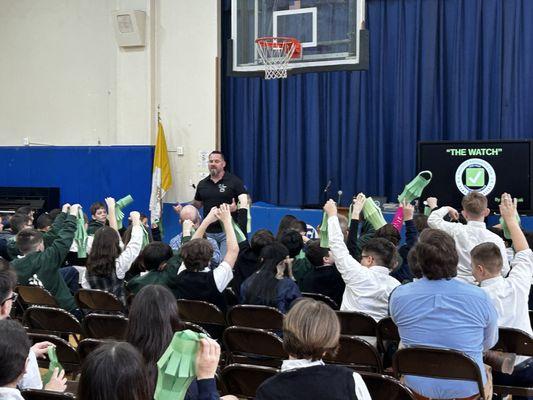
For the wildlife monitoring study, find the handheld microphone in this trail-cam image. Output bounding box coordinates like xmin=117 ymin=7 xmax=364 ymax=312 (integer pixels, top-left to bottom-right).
xmin=323 ymin=180 xmax=332 ymax=193
xmin=337 ymin=190 xmax=343 ymax=205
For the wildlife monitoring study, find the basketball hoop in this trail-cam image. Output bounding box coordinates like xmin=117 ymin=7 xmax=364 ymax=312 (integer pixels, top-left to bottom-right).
xmin=255 ymin=37 xmax=302 ymax=79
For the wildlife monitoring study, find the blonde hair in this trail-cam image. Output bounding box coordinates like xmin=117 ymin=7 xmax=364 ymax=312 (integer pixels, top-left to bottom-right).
xmin=461 ymin=192 xmax=487 ymax=216
xmin=283 ymin=298 xmax=340 ymax=360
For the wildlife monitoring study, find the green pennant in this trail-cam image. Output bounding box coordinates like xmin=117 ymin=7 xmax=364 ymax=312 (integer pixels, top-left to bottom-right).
xmin=115 ymin=195 xmax=134 ymax=230
xmin=141 ymin=225 xmax=150 ymax=249
xmin=74 ymin=209 xmax=88 ymax=258
xmin=154 ymin=330 xmax=208 ymax=400
xmin=423 ymin=205 xmax=431 ymax=216
xmin=319 ymin=212 xmax=329 ymax=248
xmin=231 ymin=220 xmax=247 ymax=243
xmin=362 ymin=197 xmax=387 ymax=230
xmin=499 ymin=214 xmax=521 ymax=240
xmin=397 ymin=171 xmax=433 ymax=204
xmin=42 ymin=346 xmax=63 ymax=385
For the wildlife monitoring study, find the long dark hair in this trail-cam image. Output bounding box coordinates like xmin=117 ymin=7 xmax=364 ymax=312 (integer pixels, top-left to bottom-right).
xmin=243 ymin=242 xmax=289 ymax=308
xmin=86 ymin=227 xmax=121 ymax=276
xmin=77 ymin=341 xmax=151 ymax=400
xmin=126 ymin=285 xmax=181 ymax=394
xmin=276 ymin=215 xmax=297 ymax=240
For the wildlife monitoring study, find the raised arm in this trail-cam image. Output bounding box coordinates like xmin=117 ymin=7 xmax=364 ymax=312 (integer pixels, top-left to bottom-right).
xmin=192 ymin=207 xmax=218 ymax=240
xmin=115 ymin=211 xmax=143 ymax=279
xmin=347 ymin=194 xmax=365 ymax=257
xmin=219 ymin=203 xmax=238 ymax=267
xmin=105 ymin=197 xmax=118 ymax=232
xmin=324 ymin=199 xmax=369 ymax=287
xmin=427 ymin=197 xmax=462 ymax=236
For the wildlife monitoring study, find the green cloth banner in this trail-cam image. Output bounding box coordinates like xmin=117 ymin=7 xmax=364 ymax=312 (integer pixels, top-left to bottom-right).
xmin=115 ymin=195 xmax=134 ymax=230
xmin=42 ymin=346 xmax=63 ymax=385
xmin=232 ymin=220 xmax=247 ymax=243
xmin=74 ymin=209 xmax=88 ymax=258
xmin=154 ymin=330 xmax=208 ymax=400
xmin=397 ymin=171 xmax=433 ymax=204
xmin=499 ymin=214 xmax=521 ymax=240
xmin=362 ymin=198 xmax=387 ymax=230
xmin=319 ymin=212 xmax=329 ymax=248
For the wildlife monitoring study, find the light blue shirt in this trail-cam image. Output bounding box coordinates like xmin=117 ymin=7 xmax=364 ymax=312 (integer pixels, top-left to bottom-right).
xmin=169 ymin=233 xmax=221 ymax=269
xmin=389 ymin=277 xmax=498 ymax=399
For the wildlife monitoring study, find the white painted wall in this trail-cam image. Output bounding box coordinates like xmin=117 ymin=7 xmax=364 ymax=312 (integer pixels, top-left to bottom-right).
xmin=0 ymin=0 xmax=220 ymax=202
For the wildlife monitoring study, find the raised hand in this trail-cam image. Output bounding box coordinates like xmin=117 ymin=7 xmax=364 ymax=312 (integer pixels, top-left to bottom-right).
xmin=426 ymin=197 xmax=438 ymax=210
xmin=446 ymin=206 xmax=459 ymax=221
xmin=499 ymin=193 xmax=517 ymax=222
xmin=218 ymin=203 xmax=233 ymax=224
xmin=195 ymin=338 xmax=221 ymax=380
xmin=61 ymin=204 xmax=71 ymax=213
xmin=324 ymin=199 xmax=338 ymax=217
xmin=104 ymin=197 xmax=116 ymax=209
xmin=129 ymin=211 xmax=141 ymax=225
xmin=173 ymin=203 xmax=183 ymax=215
xmin=44 ymin=368 xmax=67 ymax=392
xmin=31 ymin=341 xmax=53 ymax=358
xmin=69 ymin=204 xmax=81 ymax=216
xmin=402 ymin=200 xmax=415 ymax=221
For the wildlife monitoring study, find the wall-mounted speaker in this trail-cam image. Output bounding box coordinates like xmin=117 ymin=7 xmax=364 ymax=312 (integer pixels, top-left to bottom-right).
xmin=111 ymin=10 xmax=146 ymax=47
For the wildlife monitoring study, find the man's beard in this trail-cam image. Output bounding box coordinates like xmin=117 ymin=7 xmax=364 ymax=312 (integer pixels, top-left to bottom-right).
xmin=209 ymin=168 xmax=218 ymax=176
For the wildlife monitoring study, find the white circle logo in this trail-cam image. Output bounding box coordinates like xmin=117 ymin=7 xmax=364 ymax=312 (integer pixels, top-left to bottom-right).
xmin=455 ymin=158 xmax=496 ymax=196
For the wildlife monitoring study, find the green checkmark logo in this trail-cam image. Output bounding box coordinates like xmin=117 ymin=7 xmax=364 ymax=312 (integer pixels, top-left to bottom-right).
xmin=465 ymin=167 xmax=485 ymax=188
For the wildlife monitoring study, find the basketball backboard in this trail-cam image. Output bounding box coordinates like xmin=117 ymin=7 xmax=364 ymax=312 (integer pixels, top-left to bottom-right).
xmin=229 ymin=0 xmax=368 ymax=77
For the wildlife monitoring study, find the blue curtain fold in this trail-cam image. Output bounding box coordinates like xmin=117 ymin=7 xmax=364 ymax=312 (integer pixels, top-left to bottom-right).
xmin=221 ymin=0 xmax=533 ymax=207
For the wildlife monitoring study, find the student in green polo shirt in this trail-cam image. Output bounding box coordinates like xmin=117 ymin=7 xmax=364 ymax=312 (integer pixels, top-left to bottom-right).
xmin=126 ymin=242 xmax=180 ymax=295
xmin=11 ymin=204 xmax=81 ymax=315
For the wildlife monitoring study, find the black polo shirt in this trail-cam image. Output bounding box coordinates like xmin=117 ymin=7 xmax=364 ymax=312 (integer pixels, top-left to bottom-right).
xmin=194 ymin=172 xmax=246 ymax=233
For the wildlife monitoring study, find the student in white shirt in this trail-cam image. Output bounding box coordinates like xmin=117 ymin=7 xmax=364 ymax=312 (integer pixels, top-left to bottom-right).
xmin=470 ymin=193 xmax=533 ymax=397
xmin=324 ymin=199 xmax=400 ymax=321
xmin=427 ymin=192 xmax=510 ymax=284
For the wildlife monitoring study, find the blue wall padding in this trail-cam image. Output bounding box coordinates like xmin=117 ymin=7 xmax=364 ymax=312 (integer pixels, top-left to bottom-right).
xmin=0 ymin=146 xmax=154 ymax=216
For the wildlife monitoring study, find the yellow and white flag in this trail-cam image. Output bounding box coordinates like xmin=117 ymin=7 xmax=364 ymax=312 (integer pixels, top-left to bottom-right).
xmin=149 ymin=121 xmax=172 ymax=223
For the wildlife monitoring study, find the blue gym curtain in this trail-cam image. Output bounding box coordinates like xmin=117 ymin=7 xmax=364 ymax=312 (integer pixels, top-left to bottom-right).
xmin=221 ymin=0 xmax=533 ymax=207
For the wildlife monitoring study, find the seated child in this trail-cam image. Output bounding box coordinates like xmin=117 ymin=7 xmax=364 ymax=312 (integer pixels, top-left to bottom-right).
xmin=299 ymin=240 xmax=345 ymax=307
xmin=10 ymin=204 xmax=80 ymax=314
xmin=175 ymin=204 xmax=238 ymax=311
xmin=85 ymin=211 xmax=143 ymax=304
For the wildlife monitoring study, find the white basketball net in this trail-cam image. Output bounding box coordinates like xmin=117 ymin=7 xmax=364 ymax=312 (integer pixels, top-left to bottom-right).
xmin=255 ymin=38 xmax=298 ymax=79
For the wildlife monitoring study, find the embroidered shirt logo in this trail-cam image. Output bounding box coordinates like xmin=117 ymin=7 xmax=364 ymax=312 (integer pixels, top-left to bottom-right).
xmin=218 ymin=184 xmax=227 ymax=193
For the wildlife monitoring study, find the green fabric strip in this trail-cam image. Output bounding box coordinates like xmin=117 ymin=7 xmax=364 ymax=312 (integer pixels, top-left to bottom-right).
xmin=154 ymin=330 xmax=207 ymax=400
xmin=397 ymin=171 xmax=433 ymax=204
xmin=74 ymin=209 xmax=88 ymax=258
xmin=499 ymin=214 xmax=521 ymax=240
xmin=362 ymin=198 xmax=387 ymax=230
xmin=424 ymin=206 xmax=431 ymax=216
xmin=319 ymin=212 xmax=329 ymax=248
xmin=141 ymin=225 xmax=150 ymax=249
xmin=115 ymin=195 xmax=134 ymax=230
xmin=42 ymin=346 xmax=63 ymax=385
xmin=232 ymin=220 xmax=247 ymax=243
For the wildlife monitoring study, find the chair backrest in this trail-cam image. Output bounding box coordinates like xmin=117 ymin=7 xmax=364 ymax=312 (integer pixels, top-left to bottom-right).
xmin=75 ymin=288 xmax=125 ymax=313
xmin=179 ymin=321 xmax=211 ymax=336
xmin=221 ymin=363 xmax=279 ymax=399
xmin=21 ymin=390 xmax=75 ymax=400
xmin=358 ymin=371 xmax=416 ymax=400
xmin=302 ymin=292 xmax=339 ymax=310
xmin=177 ymin=299 xmax=226 ymax=325
xmin=77 ymin=338 xmax=107 ymax=363
xmin=376 ymin=316 xmax=400 ymax=352
xmin=16 ymin=285 xmax=58 ymax=307
xmin=492 ymin=327 xmax=533 ymax=357
xmin=23 ymin=306 xmax=83 ymax=337
xmin=227 ymin=305 xmax=284 ymax=330
xmin=324 ymin=335 xmax=383 ymax=373
xmin=27 ymin=333 xmax=80 ymax=374
xmin=223 ymin=326 xmax=287 ymax=366
xmin=392 ymin=347 xmax=485 ymax=399
xmin=336 ymin=310 xmax=377 ymax=336
xmin=83 ymin=313 xmax=128 ymax=340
